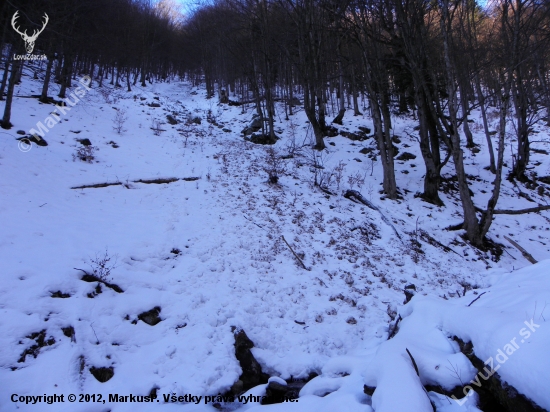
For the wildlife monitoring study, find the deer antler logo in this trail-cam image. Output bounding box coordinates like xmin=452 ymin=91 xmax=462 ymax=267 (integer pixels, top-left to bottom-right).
xmin=11 ymin=11 xmax=49 ymax=54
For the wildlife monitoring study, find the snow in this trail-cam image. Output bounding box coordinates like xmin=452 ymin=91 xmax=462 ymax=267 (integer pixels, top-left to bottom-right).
xmin=1 ymin=68 xmax=549 ymax=411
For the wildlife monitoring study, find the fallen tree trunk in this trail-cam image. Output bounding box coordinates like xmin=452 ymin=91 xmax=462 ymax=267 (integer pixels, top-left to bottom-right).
xmin=503 ymin=236 xmax=537 ymax=264
xmin=343 ymin=190 xmax=402 ymax=241
xmin=493 ymin=205 xmax=550 ymax=215
xmin=71 ymin=177 xmax=200 ymax=189
xmin=476 ymin=204 xmax=550 ymax=215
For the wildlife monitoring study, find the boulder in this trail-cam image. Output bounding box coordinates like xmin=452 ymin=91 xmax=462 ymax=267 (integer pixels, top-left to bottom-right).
xmin=138 ymin=306 xmax=162 ymax=326
xmin=241 ymin=114 xmax=263 ymax=136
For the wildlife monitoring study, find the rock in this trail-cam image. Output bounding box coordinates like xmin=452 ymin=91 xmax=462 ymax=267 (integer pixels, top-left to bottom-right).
xmin=249 ymin=132 xmax=276 ymax=145
xmin=324 ymin=126 xmax=339 ymax=137
xmin=358 ymin=126 xmax=371 ymax=134
xmin=454 ymin=337 xmax=546 ymax=411
xmin=138 ymin=306 xmax=162 ymax=326
xmin=392 ymin=144 xmax=399 ymax=156
xmin=359 ymin=147 xmax=373 ymax=155
xmin=263 ymin=381 xmax=289 ymax=405
xmin=18 ymin=135 xmax=48 ymax=146
xmin=77 ymin=138 xmax=92 ymax=146
xmin=219 ymin=89 xmax=229 ymax=104
xmin=232 ymin=328 xmax=269 ymax=393
xmin=166 ymin=114 xmax=178 ymax=125
xmin=404 ymin=284 xmax=416 ymax=304
xmin=89 ymin=366 xmax=114 ymax=383
xmin=288 ymin=97 xmax=301 ymax=107
xmin=51 ymin=291 xmax=71 ymax=298
xmin=241 ymin=114 xmax=263 ymax=136
xmin=16 ymin=130 xmax=26 ymax=135
xmin=363 ymin=385 xmax=375 ymax=396
xmin=148 ymin=102 xmax=161 ymax=108
xmin=396 ymin=152 xmax=416 ymax=161
xmin=61 ymin=326 xmax=75 ymax=340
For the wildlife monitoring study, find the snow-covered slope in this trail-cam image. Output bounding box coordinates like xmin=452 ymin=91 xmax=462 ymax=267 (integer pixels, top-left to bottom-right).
xmin=1 ymin=72 xmax=549 ymax=411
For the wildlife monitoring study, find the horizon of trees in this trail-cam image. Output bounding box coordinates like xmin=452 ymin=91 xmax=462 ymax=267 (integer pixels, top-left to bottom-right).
xmin=1 ymin=0 xmax=550 ymax=249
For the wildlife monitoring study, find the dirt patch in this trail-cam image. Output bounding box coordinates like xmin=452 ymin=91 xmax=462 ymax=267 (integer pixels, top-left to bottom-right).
xmin=18 ymin=330 xmax=55 ymax=363
xmin=51 ymin=291 xmax=71 ymax=298
xmin=138 ymin=307 xmax=162 ymax=326
xmin=79 ymin=271 xmax=124 ymax=293
xmin=90 ymin=366 xmax=114 ymax=383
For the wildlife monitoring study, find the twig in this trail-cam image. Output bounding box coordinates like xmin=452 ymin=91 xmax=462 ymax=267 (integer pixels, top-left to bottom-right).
xmin=406 ymin=348 xmax=420 ymax=377
xmin=281 ymin=235 xmax=308 ymax=270
xmin=243 ymin=214 xmax=266 ymax=231
xmin=90 ymin=323 xmax=100 ymax=344
xmin=467 ymin=291 xmax=487 ymax=307
xmin=504 ymin=235 xmax=538 ymax=264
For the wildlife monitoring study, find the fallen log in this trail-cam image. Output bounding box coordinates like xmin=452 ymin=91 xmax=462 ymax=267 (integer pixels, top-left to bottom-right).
xmin=503 ymin=236 xmax=537 ymax=264
xmin=343 ymin=190 xmax=402 ymax=241
xmin=493 ymin=205 xmax=550 ymax=215
xmin=475 ymin=204 xmax=550 ymax=215
xmin=71 ymin=177 xmax=200 ymax=189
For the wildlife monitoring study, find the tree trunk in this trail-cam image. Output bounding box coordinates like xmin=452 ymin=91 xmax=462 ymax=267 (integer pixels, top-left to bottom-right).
xmin=441 ymin=0 xmax=483 ymax=248
xmin=39 ymin=56 xmax=54 ymax=103
xmin=511 ymin=77 xmax=530 ymax=180
xmin=1 ymin=59 xmax=21 ymax=129
xmin=58 ymin=56 xmax=72 ymax=98
xmin=350 ymin=63 xmax=361 ymax=116
xmin=332 ymin=55 xmax=346 ymax=124
xmin=475 ymin=74 xmax=496 ymax=173
xmin=0 ymin=44 xmax=13 ymax=100
xmin=126 ymin=68 xmax=132 ymax=92
xmin=480 ymin=82 xmax=511 ymax=238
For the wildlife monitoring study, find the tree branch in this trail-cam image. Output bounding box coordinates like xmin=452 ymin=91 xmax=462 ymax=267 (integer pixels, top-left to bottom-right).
xmin=503 ymin=236 xmax=537 ymax=264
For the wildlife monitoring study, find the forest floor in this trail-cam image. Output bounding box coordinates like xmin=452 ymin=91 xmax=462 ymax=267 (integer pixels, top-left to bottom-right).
xmin=0 ymin=73 xmax=549 ymax=412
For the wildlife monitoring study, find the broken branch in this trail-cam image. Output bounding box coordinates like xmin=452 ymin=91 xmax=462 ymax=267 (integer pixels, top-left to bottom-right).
xmin=281 ymin=235 xmax=308 ymax=270
xmin=503 ymin=236 xmax=537 ymax=264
